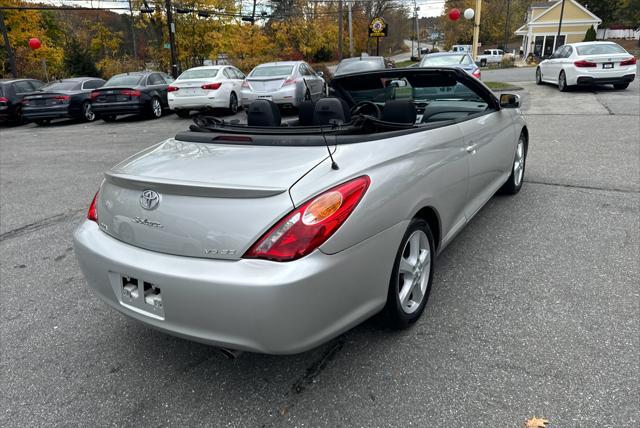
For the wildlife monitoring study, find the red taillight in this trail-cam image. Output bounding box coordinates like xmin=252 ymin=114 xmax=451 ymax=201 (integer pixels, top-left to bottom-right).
xmin=121 ymin=89 xmax=141 ymax=97
xmin=620 ymin=57 xmax=637 ymax=66
xmin=282 ymin=77 xmax=297 ymax=87
xmin=90 ymin=91 xmax=99 ymax=100
xmin=574 ymin=60 xmax=597 ymax=68
xmin=54 ymin=95 xmax=70 ymax=101
xmin=87 ymin=191 xmax=99 ymax=223
xmin=472 ymin=69 xmax=481 ymax=79
xmin=167 ymin=85 xmax=179 ymax=92
xmin=201 ymin=82 xmax=222 ymax=90
xmin=244 ymin=176 xmax=370 ymax=262
xmin=0 ymin=96 xmax=8 ymax=104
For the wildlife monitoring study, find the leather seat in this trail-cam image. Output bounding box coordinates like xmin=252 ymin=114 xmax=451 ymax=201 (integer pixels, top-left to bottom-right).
xmin=247 ymin=99 xmax=281 ymax=126
xmin=313 ymin=98 xmax=351 ymax=126
xmin=381 ymin=100 xmax=417 ymax=124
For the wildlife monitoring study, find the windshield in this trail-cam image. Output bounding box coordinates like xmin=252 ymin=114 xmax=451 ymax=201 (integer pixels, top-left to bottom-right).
xmin=178 ymin=68 xmax=219 ymax=80
xmin=250 ymin=66 xmax=294 ymax=77
xmin=335 ymin=59 xmax=384 ymax=75
xmin=42 ymin=81 xmax=80 ymax=91
xmin=576 ymin=44 xmax=626 ymax=55
xmin=104 ymin=75 xmax=144 ymax=87
xmin=421 ymin=55 xmax=470 ymax=66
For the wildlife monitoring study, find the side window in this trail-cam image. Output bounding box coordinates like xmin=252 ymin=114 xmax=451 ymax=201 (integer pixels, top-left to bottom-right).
xmin=563 ymin=46 xmax=573 ymax=58
xmin=13 ymin=81 xmax=33 ymax=94
xmin=306 ymin=64 xmax=316 ymax=75
xmin=551 ymin=46 xmax=565 ymax=59
xmin=82 ymin=80 xmax=104 ymax=90
xmin=234 ymin=68 xmax=245 ymax=79
xmin=30 ymin=80 xmax=44 ymax=90
xmin=223 ymin=68 xmax=233 ymax=79
xmin=148 ymin=73 xmax=164 ymax=85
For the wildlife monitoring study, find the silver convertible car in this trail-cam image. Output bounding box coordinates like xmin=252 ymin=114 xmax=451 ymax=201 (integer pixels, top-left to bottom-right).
xmin=74 ymin=68 xmax=528 ymax=354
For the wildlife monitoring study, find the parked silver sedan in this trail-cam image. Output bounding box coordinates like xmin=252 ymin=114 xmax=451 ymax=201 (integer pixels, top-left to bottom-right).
xmin=74 ymin=68 xmax=528 ymax=354
xmin=241 ymin=61 xmax=325 ymax=109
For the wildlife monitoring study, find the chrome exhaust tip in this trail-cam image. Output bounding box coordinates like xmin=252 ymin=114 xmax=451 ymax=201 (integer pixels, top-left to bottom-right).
xmin=218 ymin=347 xmax=243 ymax=359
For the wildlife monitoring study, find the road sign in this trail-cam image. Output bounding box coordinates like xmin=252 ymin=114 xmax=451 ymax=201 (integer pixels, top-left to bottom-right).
xmin=368 ymin=17 xmax=387 ymax=38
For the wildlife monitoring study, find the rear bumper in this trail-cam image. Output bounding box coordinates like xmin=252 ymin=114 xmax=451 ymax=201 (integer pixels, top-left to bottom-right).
xmin=23 ymin=106 xmax=75 ymax=120
xmin=92 ymin=102 xmax=145 ymax=116
xmin=241 ymin=86 xmax=300 ymax=109
xmin=576 ymin=73 xmax=636 ymax=85
xmin=73 ymin=220 xmax=403 ymax=354
xmin=168 ymin=94 xmax=227 ymax=110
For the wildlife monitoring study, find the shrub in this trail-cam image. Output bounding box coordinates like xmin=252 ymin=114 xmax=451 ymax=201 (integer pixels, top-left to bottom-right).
xmin=584 ymin=25 xmax=597 ymax=42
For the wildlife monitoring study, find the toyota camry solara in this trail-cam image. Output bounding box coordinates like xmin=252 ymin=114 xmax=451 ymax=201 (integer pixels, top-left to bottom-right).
xmin=74 ymin=68 xmax=528 ymax=354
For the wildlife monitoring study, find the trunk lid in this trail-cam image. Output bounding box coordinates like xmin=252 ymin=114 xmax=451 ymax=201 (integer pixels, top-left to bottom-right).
xmin=96 ymin=138 xmax=329 ymax=260
xmin=24 ymin=91 xmax=72 ymax=106
xmin=172 ymin=79 xmax=215 ymax=97
xmin=246 ymin=76 xmax=289 ymax=92
xmin=91 ymin=86 xmax=139 ymax=103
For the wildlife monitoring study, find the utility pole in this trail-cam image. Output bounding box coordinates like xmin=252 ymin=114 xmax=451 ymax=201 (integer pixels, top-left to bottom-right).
xmin=503 ymin=0 xmax=511 ymax=53
xmin=471 ymin=0 xmax=482 ymax=61
xmin=127 ymin=0 xmax=137 ymax=59
xmin=348 ymin=0 xmax=353 ymax=57
xmin=0 ymin=10 xmax=17 ymax=78
xmin=415 ymin=4 xmax=421 ymax=59
xmin=251 ymin=0 xmax=257 ymax=25
xmin=338 ymin=0 xmax=343 ymax=60
xmin=556 ymin=0 xmax=566 ymax=50
xmin=165 ymin=0 xmax=179 ymax=78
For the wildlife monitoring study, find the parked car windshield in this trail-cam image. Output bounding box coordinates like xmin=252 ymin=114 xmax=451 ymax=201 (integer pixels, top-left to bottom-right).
xmin=104 ymin=75 xmax=144 ymax=87
xmin=42 ymin=81 xmax=80 ymax=91
xmin=178 ymin=68 xmax=219 ymax=80
xmin=335 ymin=59 xmax=385 ymax=76
xmin=250 ymin=66 xmax=294 ymax=77
xmin=421 ymin=55 xmax=471 ymax=66
xmin=576 ymin=43 xmax=626 ymax=55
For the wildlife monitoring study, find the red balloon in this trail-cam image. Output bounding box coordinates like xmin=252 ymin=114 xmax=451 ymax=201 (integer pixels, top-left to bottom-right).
xmin=28 ymin=38 xmax=41 ymax=50
xmin=449 ymin=8 xmax=461 ymax=21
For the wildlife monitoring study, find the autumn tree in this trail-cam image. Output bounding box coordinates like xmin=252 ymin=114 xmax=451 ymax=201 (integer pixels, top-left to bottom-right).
xmin=63 ymin=38 xmax=100 ymax=77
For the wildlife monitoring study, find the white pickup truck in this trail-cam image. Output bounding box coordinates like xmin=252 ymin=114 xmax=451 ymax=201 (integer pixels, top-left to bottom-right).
xmin=477 ymin=49 xmax=504 ymax=66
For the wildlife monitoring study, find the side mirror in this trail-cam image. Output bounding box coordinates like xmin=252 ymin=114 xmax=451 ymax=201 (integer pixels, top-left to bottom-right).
xmin=316 ymin=71 xmax=324 ymax=77
xmin=499 ymin=93 xmax=520 ymax=109
xmin=389 ymin=79 xmax=407 ymax=88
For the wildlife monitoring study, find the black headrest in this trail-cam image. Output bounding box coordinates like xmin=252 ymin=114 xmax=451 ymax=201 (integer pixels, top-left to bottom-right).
xmin=247 ymin=99 xmax=281 ymax=127
xmin=298 ymin=100 xmax=315 ymax=126
xmin=313 ymin=97 xmax=351 ymax=126
xmin=381 ymin=100 xmax=417 ymax=124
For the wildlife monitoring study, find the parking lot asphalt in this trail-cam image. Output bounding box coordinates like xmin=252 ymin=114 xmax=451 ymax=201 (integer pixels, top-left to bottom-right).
xmin=1 ymin=72 xmax=638 ymax=427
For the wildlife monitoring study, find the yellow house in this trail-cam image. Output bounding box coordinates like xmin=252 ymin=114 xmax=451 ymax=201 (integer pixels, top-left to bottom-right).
xmin=515 ymin=0 xmax=602 ymax=58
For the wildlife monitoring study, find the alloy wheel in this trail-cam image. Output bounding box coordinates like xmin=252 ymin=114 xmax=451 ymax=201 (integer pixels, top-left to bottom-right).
xmin=513 ymin=138 xmax=525 ymax=187
xmin=397 ymin=230 xmax=431 ymax=314
xmin=230 ymin=93 xmax=238 ymax=113
xmin=152 ymin=98 xmax=162 ymax=117
xmin=83 ymin=103 xmax=95 ymax=121
xmin=559 ymin=72 xmax=567 ymax=91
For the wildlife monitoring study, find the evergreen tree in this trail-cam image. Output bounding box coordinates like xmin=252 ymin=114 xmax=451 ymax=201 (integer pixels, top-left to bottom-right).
xmin=63 ymin=38 xmax=100 ymax=77
xmin=583 ymin=25 xmax=597 ymax=42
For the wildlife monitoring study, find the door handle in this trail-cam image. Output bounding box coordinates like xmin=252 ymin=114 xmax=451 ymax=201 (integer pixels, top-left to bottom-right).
xmin=466 ymin=143 xmax=479 ymax=153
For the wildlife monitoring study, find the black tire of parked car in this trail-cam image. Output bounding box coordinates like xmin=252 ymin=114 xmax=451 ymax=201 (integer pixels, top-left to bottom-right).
xmin=613 ymin=83 xmax=629 ymax=90
xmin=229 ymin=92 xmax=239 ymax=114
xmin=382 ymin=218 xmax=435 ymax=329
xmin=558 ymin=71 xmax=569 ymax=92
xmin=81 ymin=101 xmax=96 ymax=122
xmin=148 ymin=97 xmax=163 ymax=119
xmin=535 ymin=67 xmax=543 ymax=85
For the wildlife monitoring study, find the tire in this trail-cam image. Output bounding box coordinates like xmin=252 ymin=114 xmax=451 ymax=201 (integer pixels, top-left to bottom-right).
xmin=535 ymin=67 xmax=543 ymax=85
xmin=148 ymin=97 xmax=162 ymax=119
xmin=102 ymin=114 xmax=117 ymax=122
xmin=613 ymin=83 xmax=629 ymax=90
xmin=81 ymin=101 xmax=96 ymax=122
xmin=13 ymin=105 xmax=23 ymax=125
xmin=382 ymin=218 xmax=435 ymax=329
xmin=34 ymin=119 xmax=50 ymax=126
xmin=228 ymin=92 xmax=238 ymax=114
xmin=176 ymin=110 xmax=191 ymax=118
xmin=499 ymin=133 xmax=527 ymax=195
xmin=558 ymin=70 xmax=569 ymax=92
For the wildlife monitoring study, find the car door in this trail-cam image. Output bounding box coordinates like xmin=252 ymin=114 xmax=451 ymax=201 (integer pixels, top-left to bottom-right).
xmin=454 ymin=82 xmax=516 ymax=218
xmin=303 ymin=63 xmax=322 ymax=98
xmin=231 ymin=67 xmax=246 ymax=98
xmin=148 ymin=73 xmax=168 ymax=105
xmin=542 ymin=46 xmax=565 ymax=81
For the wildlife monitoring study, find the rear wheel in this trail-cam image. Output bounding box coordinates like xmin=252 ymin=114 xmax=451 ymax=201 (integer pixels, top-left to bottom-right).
xmin=558 ymin=70 xmax=569 ymax=92
xmin=34 ymin=119 xmax=50 ymax=126
xmin=499 ymin=133 xmax=527 ymax=195
xmin=229 ymin=92 xmax=238 ymax=114
xmin=176 ymin=109 xmax=191 ymax=118
xmin=81 ymin=101 xmax=96 ymax=122
xmin=535 ymin=67 xmax=543 ymax=85
xmin=613 ymin=82 xmax=629 ymax=90
xmin=383 ymin=218 xmax=435 ymax=329
xmin=148 ymin=97 xmax=162 ymax=119
xmin=102 ymin=114 xmax=117 ymax=122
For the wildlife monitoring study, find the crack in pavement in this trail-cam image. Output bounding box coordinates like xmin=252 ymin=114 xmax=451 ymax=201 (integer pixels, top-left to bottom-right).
xmin=525 ymin=180 xmax=639 ymax=194
xmin=0 ymin=210 xmax=83 ymax=242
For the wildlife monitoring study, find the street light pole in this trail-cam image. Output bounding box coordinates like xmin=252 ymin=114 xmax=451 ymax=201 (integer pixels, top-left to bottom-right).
xmin=337 ymin=0 xmax=343 ymax=60
xmin=128 ymin=0 xmax=137 ymax=59
xmin=348 ymin=0 xmax=354 ymax=57
xmin=556 ymin=0 xmax=566 ymax=49
xmin=503 ymin=0 xmax=511 ymax=53
xmin=415 ymin=5 xmax=421 ymax=59
xmin=165 ymin=0 xmax=179 ymax=78
xmin=471 ymin=0 xmax=482 ymax=61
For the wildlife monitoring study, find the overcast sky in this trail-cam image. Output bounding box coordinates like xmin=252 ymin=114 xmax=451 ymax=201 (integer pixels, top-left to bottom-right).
xmin=32 ymin=0 xmax=446 ymax=17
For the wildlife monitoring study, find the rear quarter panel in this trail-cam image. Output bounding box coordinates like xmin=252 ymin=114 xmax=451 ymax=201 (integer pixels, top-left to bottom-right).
xmin=290 ymin=124 xmax=468 ymax=254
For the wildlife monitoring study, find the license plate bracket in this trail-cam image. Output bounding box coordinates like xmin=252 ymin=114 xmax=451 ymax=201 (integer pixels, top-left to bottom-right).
xmin=603 ymin=62 xmax=614 ymax=69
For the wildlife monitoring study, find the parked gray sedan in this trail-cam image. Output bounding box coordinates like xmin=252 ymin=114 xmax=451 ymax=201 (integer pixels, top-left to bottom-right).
xmin=241 ymin=61 xmax=325 ymax=109
xmin=74 ymin=68 xmax=528 ymax=354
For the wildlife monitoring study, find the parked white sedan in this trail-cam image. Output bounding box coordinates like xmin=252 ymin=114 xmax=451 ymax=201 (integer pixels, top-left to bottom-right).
xmin=168 ymin=66 xmax=246 ymax=117
xmin=536 ymin=41 xmax=637 ymax=91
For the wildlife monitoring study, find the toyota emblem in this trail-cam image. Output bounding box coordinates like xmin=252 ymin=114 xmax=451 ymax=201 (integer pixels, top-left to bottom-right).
xmin=140 ymin=190 xmax=160 ymax=210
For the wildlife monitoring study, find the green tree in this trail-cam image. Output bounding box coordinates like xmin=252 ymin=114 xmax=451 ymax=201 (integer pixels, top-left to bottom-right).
xmin=583 ymin=25 xmax=597 ymax=41
xmin=584 ymin=0 xmax=621 ymax=26
xmin=63 ymin=38 xmax=100 ymax=77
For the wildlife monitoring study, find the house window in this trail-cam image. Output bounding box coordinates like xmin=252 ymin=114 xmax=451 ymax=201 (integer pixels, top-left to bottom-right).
xmin=534 ymin=36 xmax=544 ymax=57
xmin=544 ymin=36 xmax=555 ymax=57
